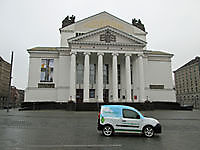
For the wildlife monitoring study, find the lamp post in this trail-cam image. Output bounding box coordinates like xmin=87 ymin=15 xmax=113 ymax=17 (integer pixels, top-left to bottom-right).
xmin=7 ymin=51 xmax=13 ymax=112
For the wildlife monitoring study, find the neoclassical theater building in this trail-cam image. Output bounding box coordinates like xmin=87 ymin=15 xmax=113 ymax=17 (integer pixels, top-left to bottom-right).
xmin=25 ymin=12 xmax=176 ymax=103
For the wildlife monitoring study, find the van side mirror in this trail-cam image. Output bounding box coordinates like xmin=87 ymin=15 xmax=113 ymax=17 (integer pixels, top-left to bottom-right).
xmin=136 ymin=115 xmax=140 ymax=119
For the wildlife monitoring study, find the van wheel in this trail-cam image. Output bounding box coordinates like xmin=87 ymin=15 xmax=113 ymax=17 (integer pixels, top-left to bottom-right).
xmin=143 ymin=126 xmax=154 ymax=138
xmin=102 ymin=125 xmax=113 ymax=137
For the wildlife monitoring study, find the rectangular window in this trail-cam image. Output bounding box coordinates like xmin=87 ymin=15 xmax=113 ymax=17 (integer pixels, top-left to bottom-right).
xmin=149 ymin=85 xmax=164 ymax=89
xmin=89 ymin=89 xmax=95 ymax=98
xmin=198 ymin=62 xmax=200 ymax=73
xmin=40 ymin=59 xmax=54 ymax=82
xmin=76 ymin=64 xmax=84 ymax=84
xmin=103 ymin=64 xmax=109 ymax=84
xmin=90 ymin=64 xmax=96 ymax=84
xmin=123 ymin=109 xmax=139 ymax=119
xmin=117 ymin=64 xmax=120 ymax=84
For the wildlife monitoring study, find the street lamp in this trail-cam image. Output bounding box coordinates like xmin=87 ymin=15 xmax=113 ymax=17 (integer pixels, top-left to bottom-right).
xmin=7 ymin=51 xmax=13 ymax=112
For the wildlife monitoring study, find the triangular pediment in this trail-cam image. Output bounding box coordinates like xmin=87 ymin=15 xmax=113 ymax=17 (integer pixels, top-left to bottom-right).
xmin=68 ymin=26 xmax=146 ymax=46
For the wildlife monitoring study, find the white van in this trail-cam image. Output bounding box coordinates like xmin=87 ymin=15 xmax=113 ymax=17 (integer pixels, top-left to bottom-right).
xmin=97 ymin=105 xmax=161 ymax=138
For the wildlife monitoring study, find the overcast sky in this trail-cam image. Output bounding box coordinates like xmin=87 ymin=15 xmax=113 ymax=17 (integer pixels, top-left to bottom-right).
xmin=0 ymin=0 xmax=200 ymax=90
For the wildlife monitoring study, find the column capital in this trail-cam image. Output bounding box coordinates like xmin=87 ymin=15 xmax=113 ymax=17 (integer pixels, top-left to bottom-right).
xmin=97 ymin=52 xmax=104 ymax=56
xmin=70 ymin=51 xmax=77 ymax=55
xmin=112 ymin=52 xmax=119 ymax=56
xmin=84 ymin=52 xmax=91 ymax=55
xmin=125 ymin=53 xmax=132 ymax=57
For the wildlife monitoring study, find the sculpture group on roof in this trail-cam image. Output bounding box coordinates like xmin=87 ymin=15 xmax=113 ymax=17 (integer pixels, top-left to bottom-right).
xmin=132 ymin=18 xmax=145 ymax=32
xmin=62 ymin=15 xmax=75 ymax=28
xmin=61 ymin=15 xmax=145 ymax=32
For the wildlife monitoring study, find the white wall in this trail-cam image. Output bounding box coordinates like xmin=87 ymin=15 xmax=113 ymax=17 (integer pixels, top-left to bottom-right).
xmin=27 ymin=57 xmax=40 ymax=88
xmin=57 ymin=55 xmax=71 ymax=102
xmin=145 ymin=58 xmax=173 ymax=89
xmin=145 ymin=89 xmax=176 ymax=102
xmin=25 ymin=51 xmax=71 ymax=102
xmin=143 ymin=55 xmax=176 ymax=102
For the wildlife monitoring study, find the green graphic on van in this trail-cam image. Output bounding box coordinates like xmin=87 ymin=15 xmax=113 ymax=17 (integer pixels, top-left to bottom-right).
xmin=101 ymin=117 xmax=105 ymax=123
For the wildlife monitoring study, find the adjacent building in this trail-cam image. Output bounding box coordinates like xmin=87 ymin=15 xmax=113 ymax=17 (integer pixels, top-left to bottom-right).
xmin=25 ymin=12 xmax=176 ymax=103
xmin=18 ymin=89 xmax=25 ymax=106
xmin=10 ymin=86 xmax=25 ymax=108
xmin=174 ymin=56 xmax=200 ymax=108
xmin=0 ymin=56 xmax=11 ymax=109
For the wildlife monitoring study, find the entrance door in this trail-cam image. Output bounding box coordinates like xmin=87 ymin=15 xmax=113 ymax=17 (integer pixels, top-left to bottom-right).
xmin=103 ymin=89 xmax=109 ymax=103
xmin=76 ymin=89 xmax=83 ymax=103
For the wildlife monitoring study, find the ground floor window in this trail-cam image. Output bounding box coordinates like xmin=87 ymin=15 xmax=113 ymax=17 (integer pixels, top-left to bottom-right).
xmin=89 ymin=89 xmax=95 ymax=98
xmin=103 ymin=89 xmax=109 ymax=103
xmin=76 ymin=89 xmax=83 ymax=103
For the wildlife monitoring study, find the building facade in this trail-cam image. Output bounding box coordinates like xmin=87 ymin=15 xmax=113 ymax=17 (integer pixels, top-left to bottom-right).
xmin=10 ymin=86 xmax=24 ymax=108
xmin=174 ymin=57 xmax=200 ymax=108
xmin=25 ymin=12 xmax=176 ymax=103
xmin=0 ymin=56 xmax=11 ymax=109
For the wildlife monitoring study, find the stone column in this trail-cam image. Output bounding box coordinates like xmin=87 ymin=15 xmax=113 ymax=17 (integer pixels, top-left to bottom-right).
xmin=69 ymin=51 xmax=77 ymax=102
xmin=83 ymin=52 xmax=90 ymax=102
xmin=138 ymin=54 xmax=145 ymax=102
xmin=112 ymin=53 xmax=118 ymax=102
xmin=97 ymin=52 xmax=104 ymax=102
xmin=125 ymin=53 xmax=132 ymax=102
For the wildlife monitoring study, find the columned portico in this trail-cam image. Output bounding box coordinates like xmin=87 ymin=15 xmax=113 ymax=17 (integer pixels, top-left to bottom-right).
xmin=138 ymin=54 xmax=145 ymax=102
xmin=125 ymin=53 xmax=132 ymax=102
xmin=112 ymin=53 xmax=118 ymax=102
xmin=70 ymin=51 xmax=146 ymax=103
xmin=97 ymin=52 xmax=104 ymax=102
xmin=69 ymin=52 xmax=77 ymax=102
xmin=83 ymin=52 xmax=90 ymax=102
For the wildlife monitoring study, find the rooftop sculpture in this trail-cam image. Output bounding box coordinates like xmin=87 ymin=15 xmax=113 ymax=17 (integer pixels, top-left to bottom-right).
xmin=132 ymin=18 xmax=145 ymax=32
xmin=62 ymin=15 xmax=75 ymax=28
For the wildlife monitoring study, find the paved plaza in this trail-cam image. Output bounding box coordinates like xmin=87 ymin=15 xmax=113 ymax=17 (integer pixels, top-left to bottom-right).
xmin=0 ymin=109 xmax=200 ymax=150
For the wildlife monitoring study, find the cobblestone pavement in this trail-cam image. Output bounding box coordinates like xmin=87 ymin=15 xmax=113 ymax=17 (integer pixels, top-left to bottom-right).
xmin=0 ymin=109 xmax=200 ymax=150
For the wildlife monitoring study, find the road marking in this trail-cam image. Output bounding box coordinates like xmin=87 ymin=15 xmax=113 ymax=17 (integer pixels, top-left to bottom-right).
xmin=15 ymin=144 xmax=122 ymax=148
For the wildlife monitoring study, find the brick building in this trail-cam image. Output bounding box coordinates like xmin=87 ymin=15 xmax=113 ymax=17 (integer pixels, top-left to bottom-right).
xmin=0 ymin=56 xmax=11 ymax=109
xmin=174 ymin=56 xmax=200 ymax=108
